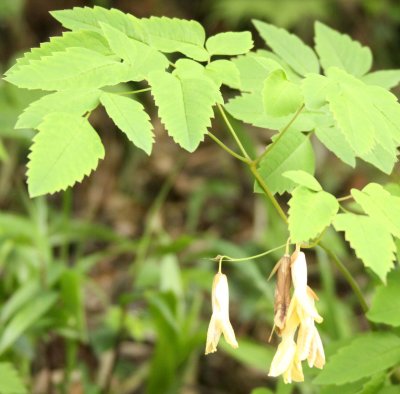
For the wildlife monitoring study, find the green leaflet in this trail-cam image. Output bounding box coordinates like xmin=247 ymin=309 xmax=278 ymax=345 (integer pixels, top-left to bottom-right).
xmin=225 ymin=91 xmax=315 ymax=130
xmin=288 ymin=186 xmax=338 ymax=243
xmin=362 ymin=70 xmax=400 ymax=90
xmin=148 ymin=70 xmax=219 ymax=152
xmin=100 ymin=22 xmax=169 ymax=80
xmin=256 ymin=128 xmax=315 ymax=195
xmin=138 ymin=16 xmax=208 ymax=61
xmin=5 ymin=47 xmax=132 ymax=91
xmin=253 ymin=19 xmax=319 ymax=76
xmin=282 ymin=170 xmax=322 ymax=191
xmin=327 ymin=68 xmax=400 ymax=158
xmin=28 ymin=113 xmax=105 ymax=197
xmin=314 ymin=125 xmax=356 ymax=167
xmin=51 ymin=6 xmax=141 ymax=39
xmin=301 ymin=73 xmax=334 ymax=111
xmin=206 ymin=31 xmax=253 ymax=56
xmin=367 ymin=270 xmax=400 ymax=326
xmin=314 ymin=333 xmax=400 ymax=385
xmin=100 ymin=92 xmax=154 ymax=155
xmin=232 ymin=52 xmax=283 ymax=92
xmin=16 ymin=90 xmax=101 ymax=129
xmin=7 ymin=30 xmax=111 ymax=75
xmin=0 ymin=363 xmax=27 ymax=394
xmin=333 ymin=213 xmax=396 ymax=282
xmin=262 ymin=69 xmax=303 ymax=117
xmin=205 ymin=60 xmax=241 ymax=89
xmin=351 ymin=183 xmax=400 ymax=239
xmin=315 ymin=21 xmax=372 ymax=77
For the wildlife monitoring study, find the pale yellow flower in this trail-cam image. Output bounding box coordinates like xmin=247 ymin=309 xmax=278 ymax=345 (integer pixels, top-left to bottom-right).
xmin=269 ymin=303 xmax=304 ymax=383
xmin=269 ymin=250 xmax=325 ymax=383
xmin=205 ymin=272 xmax=238 ymax=354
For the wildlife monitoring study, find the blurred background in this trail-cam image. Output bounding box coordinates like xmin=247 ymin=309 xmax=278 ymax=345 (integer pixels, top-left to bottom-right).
xmin=0 ymin=0 xmax=399 ymax=393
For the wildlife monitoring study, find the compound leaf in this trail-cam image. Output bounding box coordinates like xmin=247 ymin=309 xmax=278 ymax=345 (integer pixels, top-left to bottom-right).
xmin=314 ymin=333 xmax=400 ymax=385
xmin=232 ymin=52 xmax=282 ymax=92
xmin=206 ymin=31 xmax=253 ymax=56
xmin=314 ymin=125 xmax=356 ymax=167
xmin=205 ymin=60 xmax=241 ymax=89
xmin=51 ymin=6 xmax=140 ymax=39
xmin=100 ymin=92 xmax=154 ymax=154
xmin=333 ymin=213 xmax=396 ymax=282
xmin=314 ymin=21 xmax=372 ymax=77
xmin=5 ymin=47 xmax=131 ymax=91
xmin=6 ymin=30 xmax=111 ymax=75
xmin=367 ymin=270 xmax=400 ymax=326
xmin=288 ymin=186 xmax=339 ymax=243
xmin=16 ymin=90 xmax=101 ymax=130
xmin=256 ymin=128 xmax=315 ymax=195
xmin=100 ymin=22 xmax=168 ymax=80
xmin=362 ymin=70 xmax=400 ymax=90
xmin=138 ymin=16 xmax=208 ymax=61
xmin=351 ymin=183 xmax=400 ymax=239
xmin=148 ymin=70 xmax=219 ymax=152
xmin=253 ymin=19 xmax=319 ymax=76
xmin=28 ymin=113 xmax=105 ymax=197
xmin=282 ymin=170 xmax=322 ymax=191
xmin=263 ymin=69 xmax=303 ymax=117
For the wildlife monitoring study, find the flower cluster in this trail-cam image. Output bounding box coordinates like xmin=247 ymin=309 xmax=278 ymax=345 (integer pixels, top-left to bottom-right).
xmin=204 ymin=250 xmax=324 ymax=384
xmin=269 ymin=251 xmax=325 ymax=383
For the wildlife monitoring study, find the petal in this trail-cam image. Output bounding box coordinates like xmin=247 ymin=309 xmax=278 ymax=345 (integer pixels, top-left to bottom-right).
xmin=297 ymin=318 xmax=315 ymax=361
xmin=294 ymin=288 xmax=323 ymax=323
xmin=313 ymin=328 xmax=325 ymax=369
xmin=221 ymin=317 xmax=239 ymax=349
xmin=269 ymin=338 xmax=297 ymax=377
xmin=291 ymin=359 xmax=304 ymax=382
xmin=291 ymin=251 xmax=308 ymax=291
xmin=212 ymin=273 xmax=230 ymax=315
xmin=205 ymin=314 xmax=222 ymax=354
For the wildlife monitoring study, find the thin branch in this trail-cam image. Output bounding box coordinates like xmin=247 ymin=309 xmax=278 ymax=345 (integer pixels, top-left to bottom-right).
xmin=207 ymin=132 xmax=251 ymax=164
xmin=254 ymin=104 xmax=305 ymax=166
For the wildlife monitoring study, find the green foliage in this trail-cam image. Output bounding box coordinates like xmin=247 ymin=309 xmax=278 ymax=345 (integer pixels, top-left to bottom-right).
xmin=262 ymin=69 xmax=303 ymax=117
xmin=314 ymin=21 xmax=372 ymax=77
xmin=205 ymin=60 xmax=241 ymax=89
xmin=5 ymin=48 xmax=131 ymax=91
xmin=282 ymin=170 xmax=322 ymax=191
xmin=256 ymin=128 xmax=315 ymax=195
xmin=288 ymin=186 xmax=338 ymax=243
xmin=333 ymin=214 xmax=396 ymax=282
xmin=100 ymin=22 xmax=169 ymax=79
xmin=27 ymin=113 xmax=105 ymax=197
xmin=148 ymin=70 xmax=219 ymax=152
xmin=206 ymin=31 xmax=253 ymax=56
xmin=253 ymin=20 xmax=319 ymax=76
xmin=16 ymin=90 xmax=101 ymax=130
xmin=362 ymin=70 xmax=400 ymax=90
xmin=100 ymin=92 xmax=154 ymax=154
xmin=314 ymin=333 xmax=400 ymax=385
xmin=367 ymin=270 xmax=400 ymax=326
xmin=0 ymin=363 xmax=27 ymax=394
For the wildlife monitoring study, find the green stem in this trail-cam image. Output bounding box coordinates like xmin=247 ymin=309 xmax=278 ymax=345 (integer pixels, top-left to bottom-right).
xmin=249 ymin=163 xmax=288 ymax=224
xmin=319 ymin=242 xmax=368 ymax=313
xmin=216 ymin=243 xmax=287 ymax=263
xmin=207 ymin=132 xmax=251 ymax=164
xmin=118 ymin=87 xmax=152 ymax=95
xmin=254 ymin=104 xmax=305 ymax=166
xmin=217 ymin=103 xmax=251 ymax=160
xmin=337 ymin=194 xmax=353 ymax=202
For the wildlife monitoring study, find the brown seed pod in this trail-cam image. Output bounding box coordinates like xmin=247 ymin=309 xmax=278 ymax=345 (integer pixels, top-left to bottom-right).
xmin=270 ymin=254 xmax=292 ymax=336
